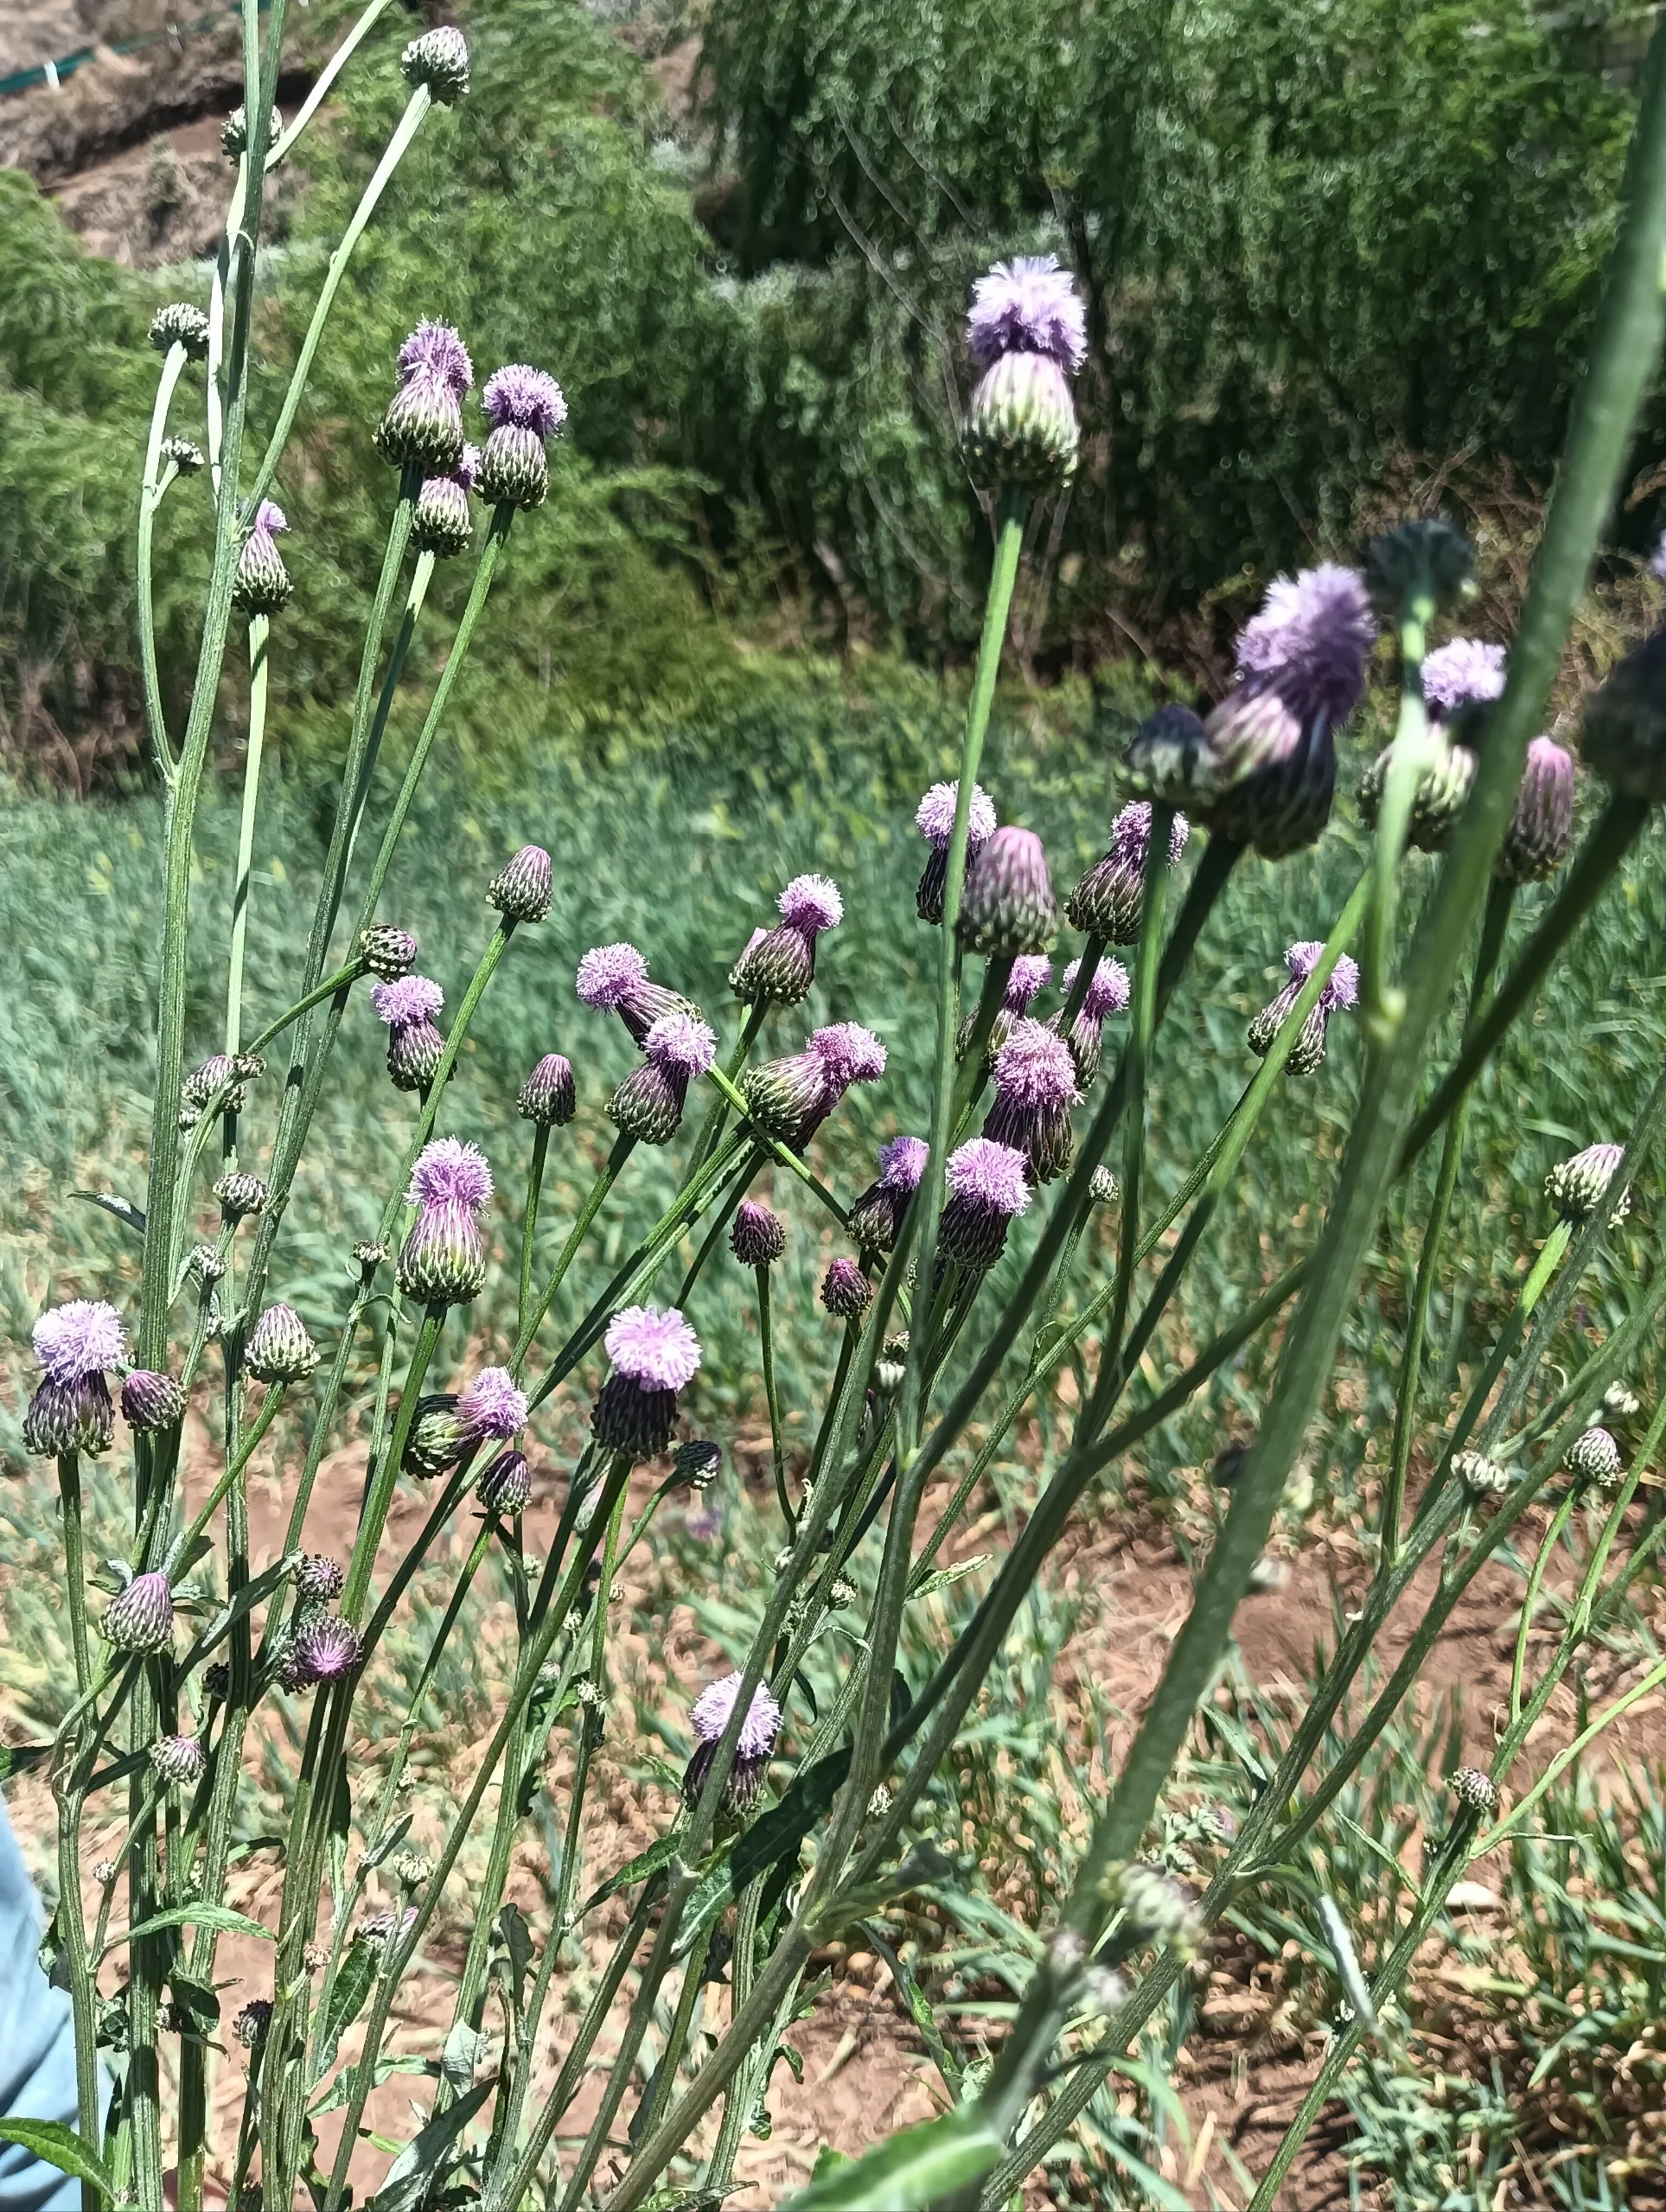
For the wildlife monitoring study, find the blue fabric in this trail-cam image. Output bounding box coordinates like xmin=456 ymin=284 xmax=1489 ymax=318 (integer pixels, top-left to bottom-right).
xmin=0 ymin=1799 xmax=91 ymax=2212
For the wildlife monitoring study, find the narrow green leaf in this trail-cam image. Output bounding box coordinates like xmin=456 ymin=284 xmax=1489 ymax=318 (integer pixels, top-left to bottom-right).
xmin=361 ymin=2074 xmax=495 ymax=2212
xmin=909 ymin=1555 xmax=993 ymax=1603
xmin=176 ymin=1554 xmax=297 ymax=1674
xmin=0 ymin=1743 xmax=51 ymax=1780
xmin=779 ymin=2110 xmax=1003 ymax=2209
xmin=575 ymin=1826 xmax=684 ymax=1922
xmin=309 ymin=2053 xmax=432 ymax=2118
xmin=72 ymin=1190 xmax=147 ymax=1239
xmin=358 ymin=1813 xmax=412 ymax=1875
xmin=311 ymin=1935 xmax=378 ymax=2081
xmin=859 ymin=1922 xmax=961 ymax=2097
xmin=0 ymin=2121 xmax=115 ymax=2201
xmin=105 ymin=1903 xmax=272 ymax=1954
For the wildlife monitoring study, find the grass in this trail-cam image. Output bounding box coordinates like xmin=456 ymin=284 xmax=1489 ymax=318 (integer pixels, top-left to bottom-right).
xmin=3 ymin=667 xmax=1666 ymax=2203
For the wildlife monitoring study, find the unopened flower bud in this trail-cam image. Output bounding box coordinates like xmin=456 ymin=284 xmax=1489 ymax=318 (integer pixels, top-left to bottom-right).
xmin=294 ymin=1553 xmax=346 ymax=1604
xmin=1452 ymin=1450 xmax=1511 ymax=1497
xmin=214 ymin=1171 xmax=269 ymax=1221
xmin=1114 ymin=1862 xmax=1203 ymax=1959
xmin=517 ymin=1052 xmax=577 ymax=1127
xmin=191 ymin=1242 xmax=227 ymax=1283
xmin=151 ymin=1734 xmax=207 ymax=1788
xmin=221 ymin=105 xmax=281 ymax=160
xmin=233 ymin=1999 xmax=272 ymax=2049
xmin=1545 ymin=1142 xmax=1631 ymax=1228
xmin=1498 ymin=734 xmax=1576 ymax=884
xmin=477 ymin=1448 xmax=532 ymax=1514
xmin=353 ymin=1240 xmax=389 ymax=1272
xmin=673 ymin=1438 xmax=722 ymax=1490
xmin=488 ymin=845 xmax=553 ymax=923
xmin=233 ymin=502 xmax=292 ymax=615
xmin=1565 ymin=1425 xmax=1624 ymax=1489
xmin=1604 ymin=1380 xmax=1642 ymax=1421
xmin=121 ymin=1369 xmax=186 ymax=1434
xmin=357 ymin=924 xmax=418 ymax=979
xmin=403 ymin=1395 xmax=464 ymax=1479
xmin=957 ymin=826 xmax=1057 ymax=957
xmin=246 ymin=1303 xmax=319 ymax=1383
xmin=731 ymin=1199 xmax=787 ymax=1267
xmin=106 ymin=1572 xmax=175 ymax=1654
xmin=1450 ymin=1766 xmax=1498 ymax=1817
xmin=375 ymin=369 xmax=464 ymax=473
xmin=161 ymin=437 xmax=204 ymax=475
xmin=820 ymin=1258 xmax=872 ymax=1320
xmin=1088 ymin=1165 xmax=1119 ymax=1208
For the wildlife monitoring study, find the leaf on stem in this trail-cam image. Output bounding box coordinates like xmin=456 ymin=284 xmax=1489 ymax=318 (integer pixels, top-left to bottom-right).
xmin=777 ymin=2109 xmax=1005 ymax=2209
xmin=361 ymin=2074 xmax=496 ymax=2212
xmin=0 ymin=2122 xmax=117 ymax=2202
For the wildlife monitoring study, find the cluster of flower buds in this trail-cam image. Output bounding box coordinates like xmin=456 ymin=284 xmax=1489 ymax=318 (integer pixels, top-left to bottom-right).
xmin=684 ymin=1670 xmax=782 ymax=1811
xmin=180 ymin=1052 xmax=263 ymax=1128
xmin=591 ymin=1304 xmax=702 ymax=1461
xmin=961 ymin=254 xmax=1088 ymax=493
xmin=23 ymin=1299 xmax=126 ymax=1457
xmin=1248 ymin=941 xmax=1360 ymax=1075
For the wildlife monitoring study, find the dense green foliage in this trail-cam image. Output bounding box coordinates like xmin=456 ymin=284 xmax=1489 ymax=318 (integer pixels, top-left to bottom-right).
xmin=2 ymin=0 xmax=1661 ymax=770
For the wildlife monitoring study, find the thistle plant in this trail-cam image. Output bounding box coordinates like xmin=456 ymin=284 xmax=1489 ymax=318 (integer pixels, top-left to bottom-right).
xmin=15 ymin=10 xmax=1666 ymax=2212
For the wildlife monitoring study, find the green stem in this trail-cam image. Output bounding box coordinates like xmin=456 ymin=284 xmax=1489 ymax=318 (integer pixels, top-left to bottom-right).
xmin=245 ymin=91 xmax=433 ymax=512
xmin=512 ymin=1138 xmax=632 ymax=1375
xmin=265 ymin=0 xmax=395 ymax=166
xmin=137 ymin=345 xmax=188 ymax=780
xmin=1361 ymin=602 xmax=1432 ymax=1044
xmin=517 ymin=1124 xmax=551 ymax=1348
xmin=224 ymin=613 xmax=271 ymax=1056
xmin=757 ymin=1264 xmax=792 ymax=1527
xmin=1509 ymin=1486 xmax=1579 ymax=1724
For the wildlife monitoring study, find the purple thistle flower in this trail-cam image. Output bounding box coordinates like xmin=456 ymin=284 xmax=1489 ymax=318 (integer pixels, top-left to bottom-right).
xmin=253 ymin=500 xmax=287 ymax=539
xmin=1499 ymin=733 xmax=1576 ymax=884
xmin=457 ymin=1366 xmax=527 ymax=1443
xmin=575 ymin=941 xmax=698 ymax=1048
xmin=121 ymin=1369 xmax=185 ymax=1434
xmin=1005 ymin=955 xmax=1053 ymax=1010
xmin=105 ymin=1571 xmax=174 ymax=1654
xmin=1422 ymin=637 xmax=1506 ymax=718
xmin=731 ymin=1197 xmax=788 ymax=1267
xmin=482 ymin=366 xmax=568 ymax=437
xmin=941 ymin=1136 xmax=1031 ymax=1269
xmin=372 ymin=975 xmax=444 ymax=1028
xmin=233 ymin=503 xmax=291 ymax=614
xmin=731 ymin=877 xmax=844 ymax=1004
xmin=848 ymin=1134 xmax=930 ymax=1257
xmin=406 ymin=1138 xmax=493 ymax=1214
xmin=959 ymin=826 xmax=1057 ymax=957
xmin=810 ymin=1023 xmax=887 ymax=1088
xmin=477 ymin=1447 xmax=532 ymax=1515
xmin=398 ymin=321 xmax=473 ymax=397
xmin=592 ymin=1304 xmax=702 ymax=1461
xmin=967 ymin=254 xmax=1088 ymax=373
xmin=1063 ymin=958 xmax=1131 ymax=1019
xmin=604 ymin=1305 xmax=702 ymax=1391
xmin=983 ymin=1018 xmax=1079 ymax=1183
xmin=685 ymin=1670 xmax=782 ymax=1810
xmin=1232 ymin=564 xmax=1377 ymax=730
xmin=413 ymin=447 xmax=478 ymax=557
xmin=916 ymin=781 xmax=998 ymax=923
xmin=820 ymin=1257 xmax=872 ymax=1320
xmin=282 ymin=1614 xmax=362 ymax=1690
xmin=34 ymin=1300 xmax=126 ymax=1386
xmin=608 ymin=1010 xmax=717 ymax=1143
xmin=1067 ymin=798 xmax=1190 ymax=944
xmin=778 ymin=875 xmax=843 ymax=931
xmin=647 ymin=1011 xmax=718 ymax=1078
xmin=1248 ymin=942 xmax=1359 ymax=1076
xmin=576 ymin=941 xmax=648 ymax=1009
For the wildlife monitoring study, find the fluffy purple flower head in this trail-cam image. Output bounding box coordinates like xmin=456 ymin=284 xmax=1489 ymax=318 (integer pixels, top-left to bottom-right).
xmin=691 ymin=1669 xmax=782 ymax=1756
xmin=945 ymin=1138 xmax=1031 ymax=1219
xmin=1063 ymin=959 xmax=1131 ymax=1018
xmin=575 ymin=942 xmax=649 ymax=1010
xmin=406 ymin=1137 xmax=493 ymax=1214
xmin=809 ymin=1023 xmax=887 ymax=1087
xmin=1283 ymin=940 xmax=1359 ymax=1011
xmin=916 ymin=780 xmax=997 ymax=851
xmin=1422 ymin=637 xmax=1506 ymax=717
xmin=967 ymin=254 xmax=1088 ymax=373
xmin=286 ymin=1614 xmax=361 ymax=1687
xmin=1005 ymin=955 xmax=1053 ymax=1010
xmin=992 ymin=1018 xmax=1078 ymax=1109
xmin=646 ymin=1010 xmax=718 ymax=1078
xmin=878 ymin=1135 xmax=930 ymax=1192
xmin=398 ymin=320 xmax=473 ymax=397
xmin=778 ymin=874 xmax=843 ymax=932
xmin=372 ymin=974 xmax=444 ymax=1028
xmin=604 ymin=1304 xmax=701 ymax=1392
xmin=458 ymin=1366 xmax=527 ymax=1442
xmin=1650 ymin=533 xmax=1666 ymax=583
xmin=451 ymin=442 xmax=481 ymax=494
xmin=35 ymin=1300 xmax=127 ymax=1386
xmin=252 ymin=500 xmax=287 ymax=539
xmin=482 ymin=366 xmax=567 ymax=437
xmin=1109 ymin=800 xmax=1190 ymax=869
xmin=1233 ymin=564 xmax=1377 ymax=729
